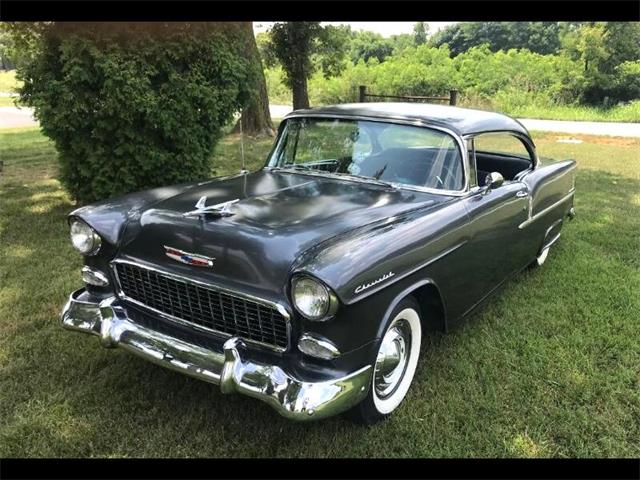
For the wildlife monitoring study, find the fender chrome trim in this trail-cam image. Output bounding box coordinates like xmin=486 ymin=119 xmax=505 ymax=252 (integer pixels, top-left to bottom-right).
xmin=519 ymin=190 xmax=575 ymax=230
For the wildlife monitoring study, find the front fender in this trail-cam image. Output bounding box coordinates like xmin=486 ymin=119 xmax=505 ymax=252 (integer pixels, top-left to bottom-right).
xmin=69 ymin=181 xmax=201 ymax=248
xmin=292 ymin=197 xmax=468 ymax=306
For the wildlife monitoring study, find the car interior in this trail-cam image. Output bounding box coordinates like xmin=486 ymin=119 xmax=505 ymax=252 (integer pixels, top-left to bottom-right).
xmin=475 ymin=151 xmax=533 ymax=186
xmin=353 ymin=147 xmax=464 ymax=191
xmin=471 ymin=133 xmax=535 ymax=187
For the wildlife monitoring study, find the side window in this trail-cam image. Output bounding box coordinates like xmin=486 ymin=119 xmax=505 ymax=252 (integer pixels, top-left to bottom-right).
xmin=472 ymin=133 xmax=534 ymax=184
xmin=474 ymin=133 xmax=532 ymax=160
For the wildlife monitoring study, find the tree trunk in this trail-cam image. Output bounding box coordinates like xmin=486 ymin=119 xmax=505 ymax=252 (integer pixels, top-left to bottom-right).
xmin=233 ymin=22 xmax=275 ymax=137
xmin=292 ymin=75 xmax=309 ymax=110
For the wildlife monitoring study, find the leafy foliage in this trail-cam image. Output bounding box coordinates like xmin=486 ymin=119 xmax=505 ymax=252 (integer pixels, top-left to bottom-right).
xmin=264 ymin=22 xmax=347 ymax=109
xmin=562 ymin=22 xmax=640 ymax=105
xmin=413 ymin=22 xmax=428 ymax=46
xmin=348 ymin=31 xmax=394 ymax=63
xmin=9 ymin=22 xmax=253 ymax=204
xmin=266 ymin=22 xmax=638 ymax=116
xmin=430 ymin=22 xmax=562 ymax=56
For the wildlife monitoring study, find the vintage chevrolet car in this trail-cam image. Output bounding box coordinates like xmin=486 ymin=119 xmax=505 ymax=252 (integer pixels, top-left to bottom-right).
xmin=61 ymin=103 xmax=576 ymax=424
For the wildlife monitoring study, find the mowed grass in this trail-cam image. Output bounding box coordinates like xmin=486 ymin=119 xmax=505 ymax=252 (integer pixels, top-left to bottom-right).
xmin=503 ymin=101 xmax=640 ymax=123
xmin=0 ymin=127 xmax=639 ymax=458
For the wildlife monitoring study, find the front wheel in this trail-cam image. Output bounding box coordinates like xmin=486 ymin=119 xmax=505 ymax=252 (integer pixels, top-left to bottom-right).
xmin=347 ymin=297 xmax=422 ymax=425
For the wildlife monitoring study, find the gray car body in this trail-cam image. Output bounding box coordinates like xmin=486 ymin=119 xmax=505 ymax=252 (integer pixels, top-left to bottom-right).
xmin=70 ymin=103 xmax=577 ymax=377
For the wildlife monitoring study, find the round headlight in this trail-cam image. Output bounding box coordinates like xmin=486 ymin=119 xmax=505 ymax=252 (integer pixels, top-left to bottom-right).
xmin=70 ymin=219 xmax=101 ymax=255
xmin=292 ymin=276 xmax=336 ymax=321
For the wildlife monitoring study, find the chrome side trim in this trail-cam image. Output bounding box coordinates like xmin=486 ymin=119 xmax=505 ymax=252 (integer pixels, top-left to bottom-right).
xmin=110 ymin=259 xmax=292 ymax=353
xmin=544 ymin=232 xmax=562 ymax=250
xmin=519 ymin=190 xmax=575 ymax=230
xmin=61 ymin=289 xmax=372 ymax=421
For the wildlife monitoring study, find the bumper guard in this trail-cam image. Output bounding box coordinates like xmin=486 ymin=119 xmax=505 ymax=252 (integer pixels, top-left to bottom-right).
xmin=61 ymin=289 xmax=372 ymax=421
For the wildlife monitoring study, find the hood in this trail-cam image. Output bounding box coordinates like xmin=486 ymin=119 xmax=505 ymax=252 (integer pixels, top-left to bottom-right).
xmin=116 ymin=170 xmax=447 ymax=300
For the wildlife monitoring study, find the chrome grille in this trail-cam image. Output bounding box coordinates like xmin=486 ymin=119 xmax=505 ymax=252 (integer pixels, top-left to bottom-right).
xmin=114 ymin=262 xmax=289 ymax=350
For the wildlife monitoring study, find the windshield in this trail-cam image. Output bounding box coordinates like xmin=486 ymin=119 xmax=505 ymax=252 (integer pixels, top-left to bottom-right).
xmin=267 ymin=118 xmax=465 ymax=191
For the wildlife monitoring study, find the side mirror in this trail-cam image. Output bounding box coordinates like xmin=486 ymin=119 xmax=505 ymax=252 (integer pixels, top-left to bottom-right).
xmin=484 ymin=172 xmax=504 ymax=193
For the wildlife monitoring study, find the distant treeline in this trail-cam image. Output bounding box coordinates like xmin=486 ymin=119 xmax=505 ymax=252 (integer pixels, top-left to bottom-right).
xmin=259 ymin=22 xmax=640 ymax=113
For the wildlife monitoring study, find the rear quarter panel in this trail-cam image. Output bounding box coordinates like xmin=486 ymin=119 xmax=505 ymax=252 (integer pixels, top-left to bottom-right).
xmin=524 ymin=159 xmax=576 ymax=217
xmin=518 ymin=158 xmax=576 ymax=256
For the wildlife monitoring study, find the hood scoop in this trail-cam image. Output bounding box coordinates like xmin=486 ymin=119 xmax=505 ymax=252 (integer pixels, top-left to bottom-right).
xmin=182 ymin=196 xmax=239 ymax=218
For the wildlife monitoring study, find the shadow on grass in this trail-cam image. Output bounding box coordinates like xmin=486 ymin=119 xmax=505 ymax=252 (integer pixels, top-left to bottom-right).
xmin=1 ymin=166 xmax=639 ymax=457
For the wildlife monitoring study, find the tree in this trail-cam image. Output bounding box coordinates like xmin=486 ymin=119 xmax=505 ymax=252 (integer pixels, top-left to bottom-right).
xmin=561 ymin=22 xmax=640 ymax=104
xmin=256 ymin=31 xmax=277 ymax=67
xmin=0 ymin=24 xmax=16 ymax=70
xmin=413 ymin=22 xmax=428 ymax=46
xmin=389 ymin=33 xmax=415 ymax=53
xmin=266 ymin=22 xmax=347 ymax=109
xmin=430 ymin=22 xmax=562 ymax=56
xmin=349 ymin=30 xmax=394 ymax=63
xmin=9 ymin=22 xmax=253 ymax=203
xmin=601 ymin=22 xmax=640 ymax=74
xmin=233 ymin=22 xmax=274 ymax=137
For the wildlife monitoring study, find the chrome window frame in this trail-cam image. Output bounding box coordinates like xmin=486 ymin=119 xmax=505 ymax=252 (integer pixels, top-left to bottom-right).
xmin=462 ymin=130 xmax=539 ymax=184
xmin=110 ymin=258 xmax=292 ymax=353
xmin=267 ymin=113 xmax=471 ymax=197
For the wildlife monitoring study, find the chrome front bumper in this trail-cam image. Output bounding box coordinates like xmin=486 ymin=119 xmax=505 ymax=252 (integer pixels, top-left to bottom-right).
xmin=61 ymin=289 xmax=372 ymax=421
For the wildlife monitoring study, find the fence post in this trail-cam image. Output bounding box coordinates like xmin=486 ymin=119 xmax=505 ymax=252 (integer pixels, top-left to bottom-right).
xmin=449 ymin=89 xmax=458 ymax=106
xmin=359 ymin=85 xmax=367 ymax=103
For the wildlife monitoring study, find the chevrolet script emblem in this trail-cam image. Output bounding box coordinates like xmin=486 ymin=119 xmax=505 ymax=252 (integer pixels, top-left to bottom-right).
xmin=164 ymin=246 xmax=215 ymax=267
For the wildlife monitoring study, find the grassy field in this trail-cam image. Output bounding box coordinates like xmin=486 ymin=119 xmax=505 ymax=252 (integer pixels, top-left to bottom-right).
xmin=495 ymin=101 xmax=640 ymax=123
xmin=0 ymin=127 xmax=639 ymax=457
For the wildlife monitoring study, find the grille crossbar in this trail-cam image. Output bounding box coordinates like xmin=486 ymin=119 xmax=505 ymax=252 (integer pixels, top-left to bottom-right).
xmin=114 ymin=262 xmax=289 ymax=350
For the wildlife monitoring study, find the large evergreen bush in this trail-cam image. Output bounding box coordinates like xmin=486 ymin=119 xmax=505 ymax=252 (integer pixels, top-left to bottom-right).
xmin=16 ymin=23 xmax=253 ymax=203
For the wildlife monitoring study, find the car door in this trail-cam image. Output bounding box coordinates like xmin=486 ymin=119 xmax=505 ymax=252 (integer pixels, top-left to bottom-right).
xmin=458 ymin=133 xmax=532 ymax=310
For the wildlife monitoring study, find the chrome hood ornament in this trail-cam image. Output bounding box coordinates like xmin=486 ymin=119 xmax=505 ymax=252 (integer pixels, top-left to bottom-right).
xmin=183 ymin=196 xmax=239 ymax=218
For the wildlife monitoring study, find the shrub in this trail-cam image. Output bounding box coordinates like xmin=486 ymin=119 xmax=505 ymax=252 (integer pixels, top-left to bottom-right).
xmin=264 ymin=65 xmax=291 ymax=104
xmin=16 ymin=23 xmax=252 ymax=204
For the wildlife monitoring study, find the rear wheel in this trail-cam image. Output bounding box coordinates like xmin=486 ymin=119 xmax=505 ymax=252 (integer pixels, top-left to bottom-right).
xmin=347 ymin=297 xmax=422 ymax=425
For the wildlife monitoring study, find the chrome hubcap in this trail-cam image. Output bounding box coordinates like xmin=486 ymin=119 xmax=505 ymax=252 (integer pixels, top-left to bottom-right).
xmin=374 ymin=321 xmax=410 ymax=399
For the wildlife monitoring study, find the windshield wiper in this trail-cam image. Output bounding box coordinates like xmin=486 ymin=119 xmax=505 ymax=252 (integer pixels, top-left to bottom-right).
xmin=334 ymin=172 xmax=398 ymax=189
xmin=290 ymin=164 xmax=315 ymax=171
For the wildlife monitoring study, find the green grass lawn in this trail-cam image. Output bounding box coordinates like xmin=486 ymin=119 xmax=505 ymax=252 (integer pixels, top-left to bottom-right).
xmin=501 ymin=101 xmax=640 ymax=123
xmin=0 ymin=127 xmax=639 ymax=457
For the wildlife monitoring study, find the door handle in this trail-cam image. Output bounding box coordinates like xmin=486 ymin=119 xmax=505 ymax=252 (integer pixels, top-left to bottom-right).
xmin=516 ymin=190 xmax=529 ymax=198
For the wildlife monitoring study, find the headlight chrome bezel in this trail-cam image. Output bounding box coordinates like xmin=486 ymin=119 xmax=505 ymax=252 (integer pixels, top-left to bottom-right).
xmin=291 ymin=274 xmax=338 ymax=321
xmin=69 ymin=218 xmax=102 ymax=256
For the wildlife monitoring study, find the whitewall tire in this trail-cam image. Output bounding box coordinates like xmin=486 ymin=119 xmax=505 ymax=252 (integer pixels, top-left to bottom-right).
xmin=347 ymin=297 xmax=422 ymax=424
